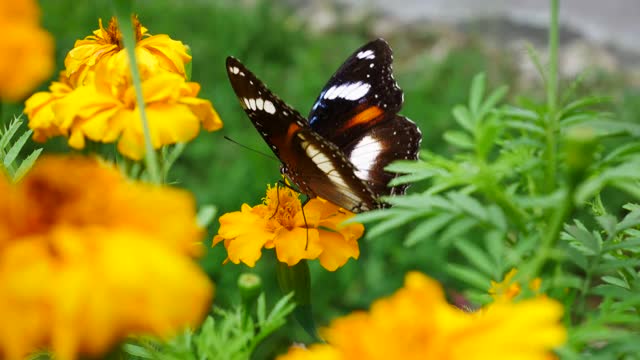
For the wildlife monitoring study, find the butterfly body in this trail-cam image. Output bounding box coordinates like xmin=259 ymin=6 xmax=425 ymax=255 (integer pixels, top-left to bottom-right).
xmin=226 ymin=39 xmax=421 ymax=212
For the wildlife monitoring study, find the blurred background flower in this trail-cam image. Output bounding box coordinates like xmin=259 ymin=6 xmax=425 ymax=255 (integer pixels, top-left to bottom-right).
xmin=0 ymin=156 xmax=213 ymax=359
xmin=0 ymin=0 xmax=54 ymax=101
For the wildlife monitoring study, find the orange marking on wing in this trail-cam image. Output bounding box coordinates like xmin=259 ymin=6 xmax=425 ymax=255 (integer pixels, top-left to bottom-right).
xmin=343 ymin=106 xmax=384 ymax=129
xmin=286 ymin=122 xmax=300 ymax=139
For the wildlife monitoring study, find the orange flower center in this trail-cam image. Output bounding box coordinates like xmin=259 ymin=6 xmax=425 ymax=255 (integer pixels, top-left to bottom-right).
xmin=104 ymin=15 xmax=145 ymax=49
xmin=263 ymin=186 xmax=301 ymax=231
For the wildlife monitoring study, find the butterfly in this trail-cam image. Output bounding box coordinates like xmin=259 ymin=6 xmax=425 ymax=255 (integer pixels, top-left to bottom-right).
xmin=226 ymin=38 xmax=422 ymax=213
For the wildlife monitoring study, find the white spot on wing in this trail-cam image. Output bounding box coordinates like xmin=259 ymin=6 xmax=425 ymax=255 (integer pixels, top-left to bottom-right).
xmin=357 ymin=50 xmax=375 ymax=59
xmin=243 ymin=98 xmax=250 ymax=109
xmin=323 ymin=82 xmax=371 ymax=101
xmin=264 ymin=100 xmax=276 ymax=114
xmin=256 ymin=98 xmax=264 ymax=110
xmin=350 ymin=135 xmax=383 ymax=180
xmin=229 ymin=66 xmax=239 ymax=74
xmin=249 ymin=98 xmax=256 ymax=110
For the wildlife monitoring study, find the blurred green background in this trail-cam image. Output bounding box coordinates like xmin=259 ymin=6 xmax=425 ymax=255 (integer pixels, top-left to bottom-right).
xmin=6 ymin=0 xmax=640 ymax=355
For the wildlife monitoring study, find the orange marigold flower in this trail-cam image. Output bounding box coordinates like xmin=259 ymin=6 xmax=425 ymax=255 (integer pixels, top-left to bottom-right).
xmin=213 ymin=184 xmax=364 ymax=271
xmin=0 ymin=0 xmax=54 ymax=101
xmin=65 ymin=16 xmax=191 ymax=85
xmin=278 ymin=272 xmax=566 ymax=360
xmin=0 ymin=156 xmax=213 ymax=360
xmin=52 ymin=63 xmax=222 ymax=159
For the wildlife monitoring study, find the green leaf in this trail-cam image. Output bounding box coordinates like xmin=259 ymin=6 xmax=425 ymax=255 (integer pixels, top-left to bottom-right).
xmin=197 ymin=205 xmax=217 ymax=228
xmin=0 ymin=116 xmax=23 ymax=150
xmin=454 ymin=240 xmax=495 ymax=277
xmin=524 ymin=43 xmax=547 ymax=84
xmin=616 ymin=209 xmax=640 ymax=233
xmin=596 ymin=259 xmax=640 ymax=271
xmin=602 ymin=237 xmax=640 ymax=252
xmin=404 ymin=213 xmax=457 ymax=247
xmin=469 ymin=73 xmax=486 ymax=115
xmin=438 ymin=217 xmax=478 ymax=247
xmin=3 ymin=129 xmax=31 ymax=169
xmin=446 ymin=263 xmax=491 ymax=290
xmin=452 ymin=105 xmax=474 ymax=132
xmin=447 ymin=192 xmax=487 ymax=222
xmin=366 ymin=211 xmax=424 ymax=239
xmin=600 ymin=275 xmax=630 ymax=289
xmin=565 ymin=221 xmax=601 ymax=255
xmin=12 ymin=148 xmax=42 ymax=182
xmin=505 ymin=120 xmax=545 ymax=135
xmin=560 ymin=96 xmax=611 ymax=117
xmin=443 ymin=130 xmax=474 ymax=149
xmin=500 ymin=105 xmax=540 ymax=122
xmin=478 ymin=86 xmax=508 ymax=119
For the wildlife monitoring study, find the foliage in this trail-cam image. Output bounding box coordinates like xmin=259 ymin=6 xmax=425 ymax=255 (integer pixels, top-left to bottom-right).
xmin=123 ymin=293 xmax=295 ymax=360
xmin=0 ymin=115 xmax=42 ymax=181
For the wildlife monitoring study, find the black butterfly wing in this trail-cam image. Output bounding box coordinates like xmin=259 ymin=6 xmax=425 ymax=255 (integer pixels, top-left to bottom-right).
xmin=342 ymin=114 xmax=421 ymax=198
xmin=308 ymin=38 xmax=403 ymax=147
xmin=308 ymin=38 xmax=422 ymax=197
xmin=226 ymin=57 xmax=380 ymax=212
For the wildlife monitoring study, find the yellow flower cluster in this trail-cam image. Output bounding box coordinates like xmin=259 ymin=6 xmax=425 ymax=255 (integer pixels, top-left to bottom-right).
xmin=0 ymin=156 xmax=213 ymax=360
xmin=278 ymin=272 xmax=566 ymax=360
xmin=0 ymin=0 xmax=54 ymax=101
xmin=24 ymin=16 xmax=222 ymax=159
xmin=214 ymin=185 xmax=364 ymax=271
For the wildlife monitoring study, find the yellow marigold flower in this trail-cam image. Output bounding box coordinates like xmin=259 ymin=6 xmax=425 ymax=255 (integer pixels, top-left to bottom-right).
xmin=0 ymin=156 xmax=213 ymax=360
xmin=0 ymin=0 xmax=54 ymax=101
xmin=65 ymin=16 xmax=191 ymax=85
xmin=23 ymin=72 xmax=74 ymax=142
xmin=213 ymin=184 xmax=364 ymax=271
xmin=278 ymin=272 xmax=566 ymax=360
xmin=53 ymin=63 xmax=222 ymax=159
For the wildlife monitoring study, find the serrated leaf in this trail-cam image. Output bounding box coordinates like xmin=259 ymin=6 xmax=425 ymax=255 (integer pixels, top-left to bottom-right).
xmin=443 ymin=130 xmax=474 ymax=149
xmin=455 ymin=240 xmax=495 ymax=277
xmin=447 ymin=192 xmax=487 ymax=222
xmin=0 ymin=117 xmax=23 ymax=150
xmin=595 ymin=214 xmax=617 ymax=238
xmin=404 ymin=213 xmax=457 ymax=247
xmin=590 ymin=284 xmax=632 ymax=298
xmin=122 ymin=344 xmax=153 ymax=358
xmin=446 ymin=263 xmax=491 ymax=290
xmin=596 ymin=259 xmax=640 ymax=271
xmin=438 ymin=217 xmax=478 ymax=247
xmin=469 ymin=73 xmax=486 ymax=115
xmin=366 ymin=211 xmax=424 ymax=239
xmin=505 ymin=120 xmax=545 ymax=135
xmin=616 ymin=210 xmax=640 ymax=232
xmin=478 ymin=85 xmax=508 ymax=119
xmin=452 ymin=105 xmax=474 ymax=132
xmin=500 ymin=105 xmax=540 ymax=122
xmin=12 ymin=148 xmax=42 ymax=181
xmin=3 ymin=129 xmax=31 ymax=169
xmin=600 ymin=275 xmax=630 ymax=289
xmin=561 ymin=96 xmax=611 ymax=117
xmin=565 ymin=221 xmax=601 ymax=255
xmin=602 ymin=237 xmax=640 ymax=252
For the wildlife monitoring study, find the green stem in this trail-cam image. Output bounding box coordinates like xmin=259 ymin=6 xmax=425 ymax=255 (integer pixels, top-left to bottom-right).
xmin=544 ymin=0 xmax=560 ymax=193
xmin=526 ymin=189 xmax=573 ymax=278
xmin=112 ymin=4 xmax=161 ymax=184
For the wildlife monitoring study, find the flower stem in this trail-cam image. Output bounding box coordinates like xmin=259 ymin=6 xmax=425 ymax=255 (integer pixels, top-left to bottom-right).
xmin=543 ymin=0 xmax=560 ymax=193
xmin=112 ymin=2 xmax=161 ymax=184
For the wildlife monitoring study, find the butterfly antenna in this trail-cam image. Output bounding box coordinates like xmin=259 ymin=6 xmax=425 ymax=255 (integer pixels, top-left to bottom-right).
xmin=223 ymin=136 xmax=279 ymax=162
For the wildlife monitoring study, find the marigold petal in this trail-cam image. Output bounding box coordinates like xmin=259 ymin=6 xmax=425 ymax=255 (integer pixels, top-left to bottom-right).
xmin=273 ymin=228 xmax=322 ymax=266
xmin=316 ymin=230 xmax=359 ymax=271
